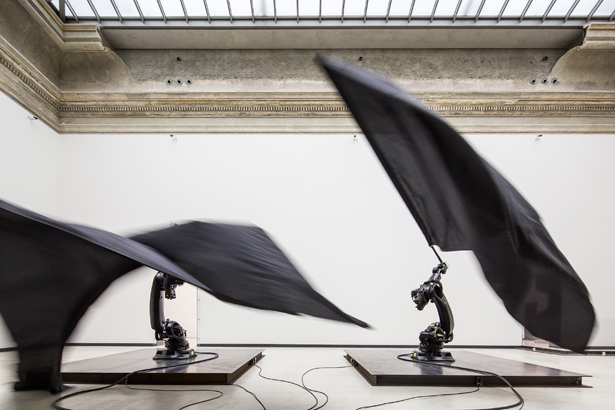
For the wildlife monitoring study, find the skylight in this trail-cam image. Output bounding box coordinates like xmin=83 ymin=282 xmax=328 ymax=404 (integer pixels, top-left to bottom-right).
xmin=48 ymin=0 xmax=615 ymax=24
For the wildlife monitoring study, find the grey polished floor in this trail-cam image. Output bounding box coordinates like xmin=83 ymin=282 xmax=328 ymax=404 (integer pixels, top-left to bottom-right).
xmin=0 ymin=347 xmax=613 ymax=409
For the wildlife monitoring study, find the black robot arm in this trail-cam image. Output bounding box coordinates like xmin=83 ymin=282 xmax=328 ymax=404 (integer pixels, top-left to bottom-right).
xmin=149 ymin=272 xmax=196 ymax=360
xmin=410 ymin=262 xmax=455 ymax=362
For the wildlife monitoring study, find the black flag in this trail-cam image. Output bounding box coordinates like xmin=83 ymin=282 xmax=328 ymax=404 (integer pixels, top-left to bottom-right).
xmin=132 ymin=222 xmax=368 ymax=328
xmin=0 ymin=199 xmax=367 ymax=392
xmin=319 ymin=56 xmax=595 ymax=352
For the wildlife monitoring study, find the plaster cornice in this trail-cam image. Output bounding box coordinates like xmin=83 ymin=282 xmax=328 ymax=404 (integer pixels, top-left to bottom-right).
xmin=1 ymin=1 xmax=614 ymax=134
xmin=2 ymin=42 xmax=615 ymax=133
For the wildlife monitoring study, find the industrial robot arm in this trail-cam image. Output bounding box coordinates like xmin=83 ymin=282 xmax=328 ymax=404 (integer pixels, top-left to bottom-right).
xmin=149 ymin=272 xmax=196 ymax=360
xmin=410 ymin=262 xmax=455 ymax=362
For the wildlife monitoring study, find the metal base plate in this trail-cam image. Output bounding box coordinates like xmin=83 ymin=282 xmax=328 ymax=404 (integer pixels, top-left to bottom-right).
xmin=61 ymin=348 xmax=263 ymax=385
xmin=345 ymin=349 xmax=589 ymax=387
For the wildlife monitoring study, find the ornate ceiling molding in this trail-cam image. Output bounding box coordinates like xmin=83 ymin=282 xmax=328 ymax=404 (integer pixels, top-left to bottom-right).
xmin=1 ymin=0 xmax=614 ymax=134
xmin=56 ymin=100 xmax=615 ymax=117
xmin=2 ymin=45 xmax=614 ymax=133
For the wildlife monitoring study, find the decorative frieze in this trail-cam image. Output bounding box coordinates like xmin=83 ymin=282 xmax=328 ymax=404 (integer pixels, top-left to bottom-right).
xmin=0 ymin=51 xmax=59 ymax=112
xmin=56 ymin=101 xmax=615 ymax=117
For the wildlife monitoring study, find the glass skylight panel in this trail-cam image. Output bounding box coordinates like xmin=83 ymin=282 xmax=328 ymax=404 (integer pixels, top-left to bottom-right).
xmin=274 ymin=0 xmax=297 ymax=16
xmin=320 ymin=0 xmax=345 ymax=17
xmin=407 ymin=0 xmax=438 ymax=17
xmin=542 ymin=0 xmax=576 ymax=17
xmin=252 ymin=0 xmax=275 ymax=17
xmin=432 ymin=0 xmax=462 ymax=17
xmin=128 ymin=0 xmax=162 ymax=17
xmin=50 ymin=0 xmax=78 ymax=18
xmin=62 ymin=1 xmax=77 ymax=18
xmin=366 ymin=0 xmax=390 ymax=16
xmin=299 ymin=0 xmax=322 ymax=17
xmin=201 ymin=0 xmax=230 ymax=17
xmin=89 ymin=0 xmax=120 ymax=17
xmin=112 ymin=0 xmax=141 ymax=17
xmin=499 ymin=0 xmax=533 ymax=16
xmin=60 ymin=0 xmax=95 ymax=18
xmin=181 ymin=0 xmax=207 ymax=17
xmin=594 ymin=0 xmax=615 ymax=17
xmin=158 ymin=0 xmax=185 ymax=17
xmin=474 ymin=0 xmax=508 ymax=16
xmin=568 ymin=0 xmax=612 ymax=17
xmin=228 ymin=0 xmax=252 ymax=17
xmin=387 ymin=0 xmax=413 ymax=17
xmin=522 ymin=0 xmax=557 ymax=16
xmin=455 ymin=0 xmax=482 ymax=16
xmin=343 ymin=0 xmax=368 ymax=17
xmin=55 ymin=0 xmax=614 ymax=22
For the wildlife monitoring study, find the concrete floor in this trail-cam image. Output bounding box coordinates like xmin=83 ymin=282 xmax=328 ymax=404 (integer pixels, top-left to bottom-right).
xmin=0 ymin=346 xmax=613 ymax=409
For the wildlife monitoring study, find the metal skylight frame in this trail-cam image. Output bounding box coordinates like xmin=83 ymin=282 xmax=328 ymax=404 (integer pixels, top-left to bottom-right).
xmin=85 ymin=0 xmax=100 ymax=23
xmin=64 ymin=0 xmax=80 ymax=22
xmin=109 ymin=0 xmax=123 ymax=23
xmin=203 ymin=0 xmax=211 ymax=22
xmin=452 ymin=0 xmax=463 ymax=22
xmin=179 ymin=0 xmax=189 ymax=23
xmin=385 ymin=0 xmax=392 ymax=23
xmin=132 ymin=0 xmax=144 ymax=22
xmin=430 ymin=0 xmax=439 ymax=23
xmin=475 ymin=0 xmax=486 ymax=23
xmin=156 ymin=0 xmax=167 ymax=23
xmin=226 ymin=0 xmax=233 ymax=23
xmin=588 ymin=0 xmax=605 ymax=21
xmin=408 ymin=0 xmax=415 ymax=23
xmin=52 ymin=0 xmax=615 ymax=26
xmin=497 ymin=0 xmax=510 ymax=23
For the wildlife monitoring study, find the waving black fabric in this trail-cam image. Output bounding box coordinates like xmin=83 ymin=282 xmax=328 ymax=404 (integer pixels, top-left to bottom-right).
xmin=0 ymin=199 xmax=367 ymax=393
xmin=0 ymin=199 xmax=207 ymax=393
xmin=132 ymin=222 xmax=369 ymax=328
xmin=318 ymin=56 xmax=595 ymax=352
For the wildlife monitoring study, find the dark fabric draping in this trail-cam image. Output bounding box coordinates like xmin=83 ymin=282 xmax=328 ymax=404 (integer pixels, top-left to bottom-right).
xmin=318 ymin=56 xmax=594 ymax=352
xmin=0 ymin=199 xmax=366 ymax=392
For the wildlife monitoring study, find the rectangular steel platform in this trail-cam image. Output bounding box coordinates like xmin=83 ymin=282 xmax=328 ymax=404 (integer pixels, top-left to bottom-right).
xmin=344 ymin=349 xmax=589 ymax=387
xmin=61 ymin=348 xmax=263 ymax=385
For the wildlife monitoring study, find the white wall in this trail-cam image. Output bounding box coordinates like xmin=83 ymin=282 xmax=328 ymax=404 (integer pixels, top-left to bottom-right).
xmin=0 ymin=89 xmax=612 ymax=348
xmin=56 ymin=131 xmax=615 ymax=347
xmin=0 ymin=92 xmax=61 ymax=348
xmin=465 ymin=133 xmax=615 ymax=347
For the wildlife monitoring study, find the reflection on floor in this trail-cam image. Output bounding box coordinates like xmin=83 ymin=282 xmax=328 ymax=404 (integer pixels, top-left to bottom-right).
xmin=1 ymin=346 xmax=613 ymax=410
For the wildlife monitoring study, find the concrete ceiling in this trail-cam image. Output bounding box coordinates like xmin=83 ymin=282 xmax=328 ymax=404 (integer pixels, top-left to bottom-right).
xmin=101 ymin=25 xmax=585 ymax=50
xmin=1 ymin=0 xmax=613 ymax=134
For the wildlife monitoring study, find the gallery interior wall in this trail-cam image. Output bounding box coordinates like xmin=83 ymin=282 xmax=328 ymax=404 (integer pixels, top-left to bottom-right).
xmin=0 ymin=92 xmax=61 ymax=348
xmin=1 ymin=92 xmax=614 ymax=349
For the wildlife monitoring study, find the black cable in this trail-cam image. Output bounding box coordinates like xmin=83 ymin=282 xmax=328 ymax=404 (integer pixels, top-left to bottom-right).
xmin=356 ymin=387 xmax=480 ymax=410
xmin=299 ymin=364 xmax=479 ymax=410
xmin=253 ymin=364 xmax=320 ymax=410
xmin=397 ymin=353 xmax=525 ymax=410
xmin=234 ymin=383 xmax=267 ymax=410
xmin=123 ymin=352 xmax=225 ymax=409
xmin=301 ymin=365 xmax=353 ymax=410
xmin=124 ymin=383 xmax=225 ymax=402
xmin=52 ymin=352 xmax=219 ymax=410
xmin=122 ymin=351 xmax=267 ymax=410
xmin=250 ymin=362 xmax=354 ymax=410
xmin=177 ymin=390 xmax=224 ymax=410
